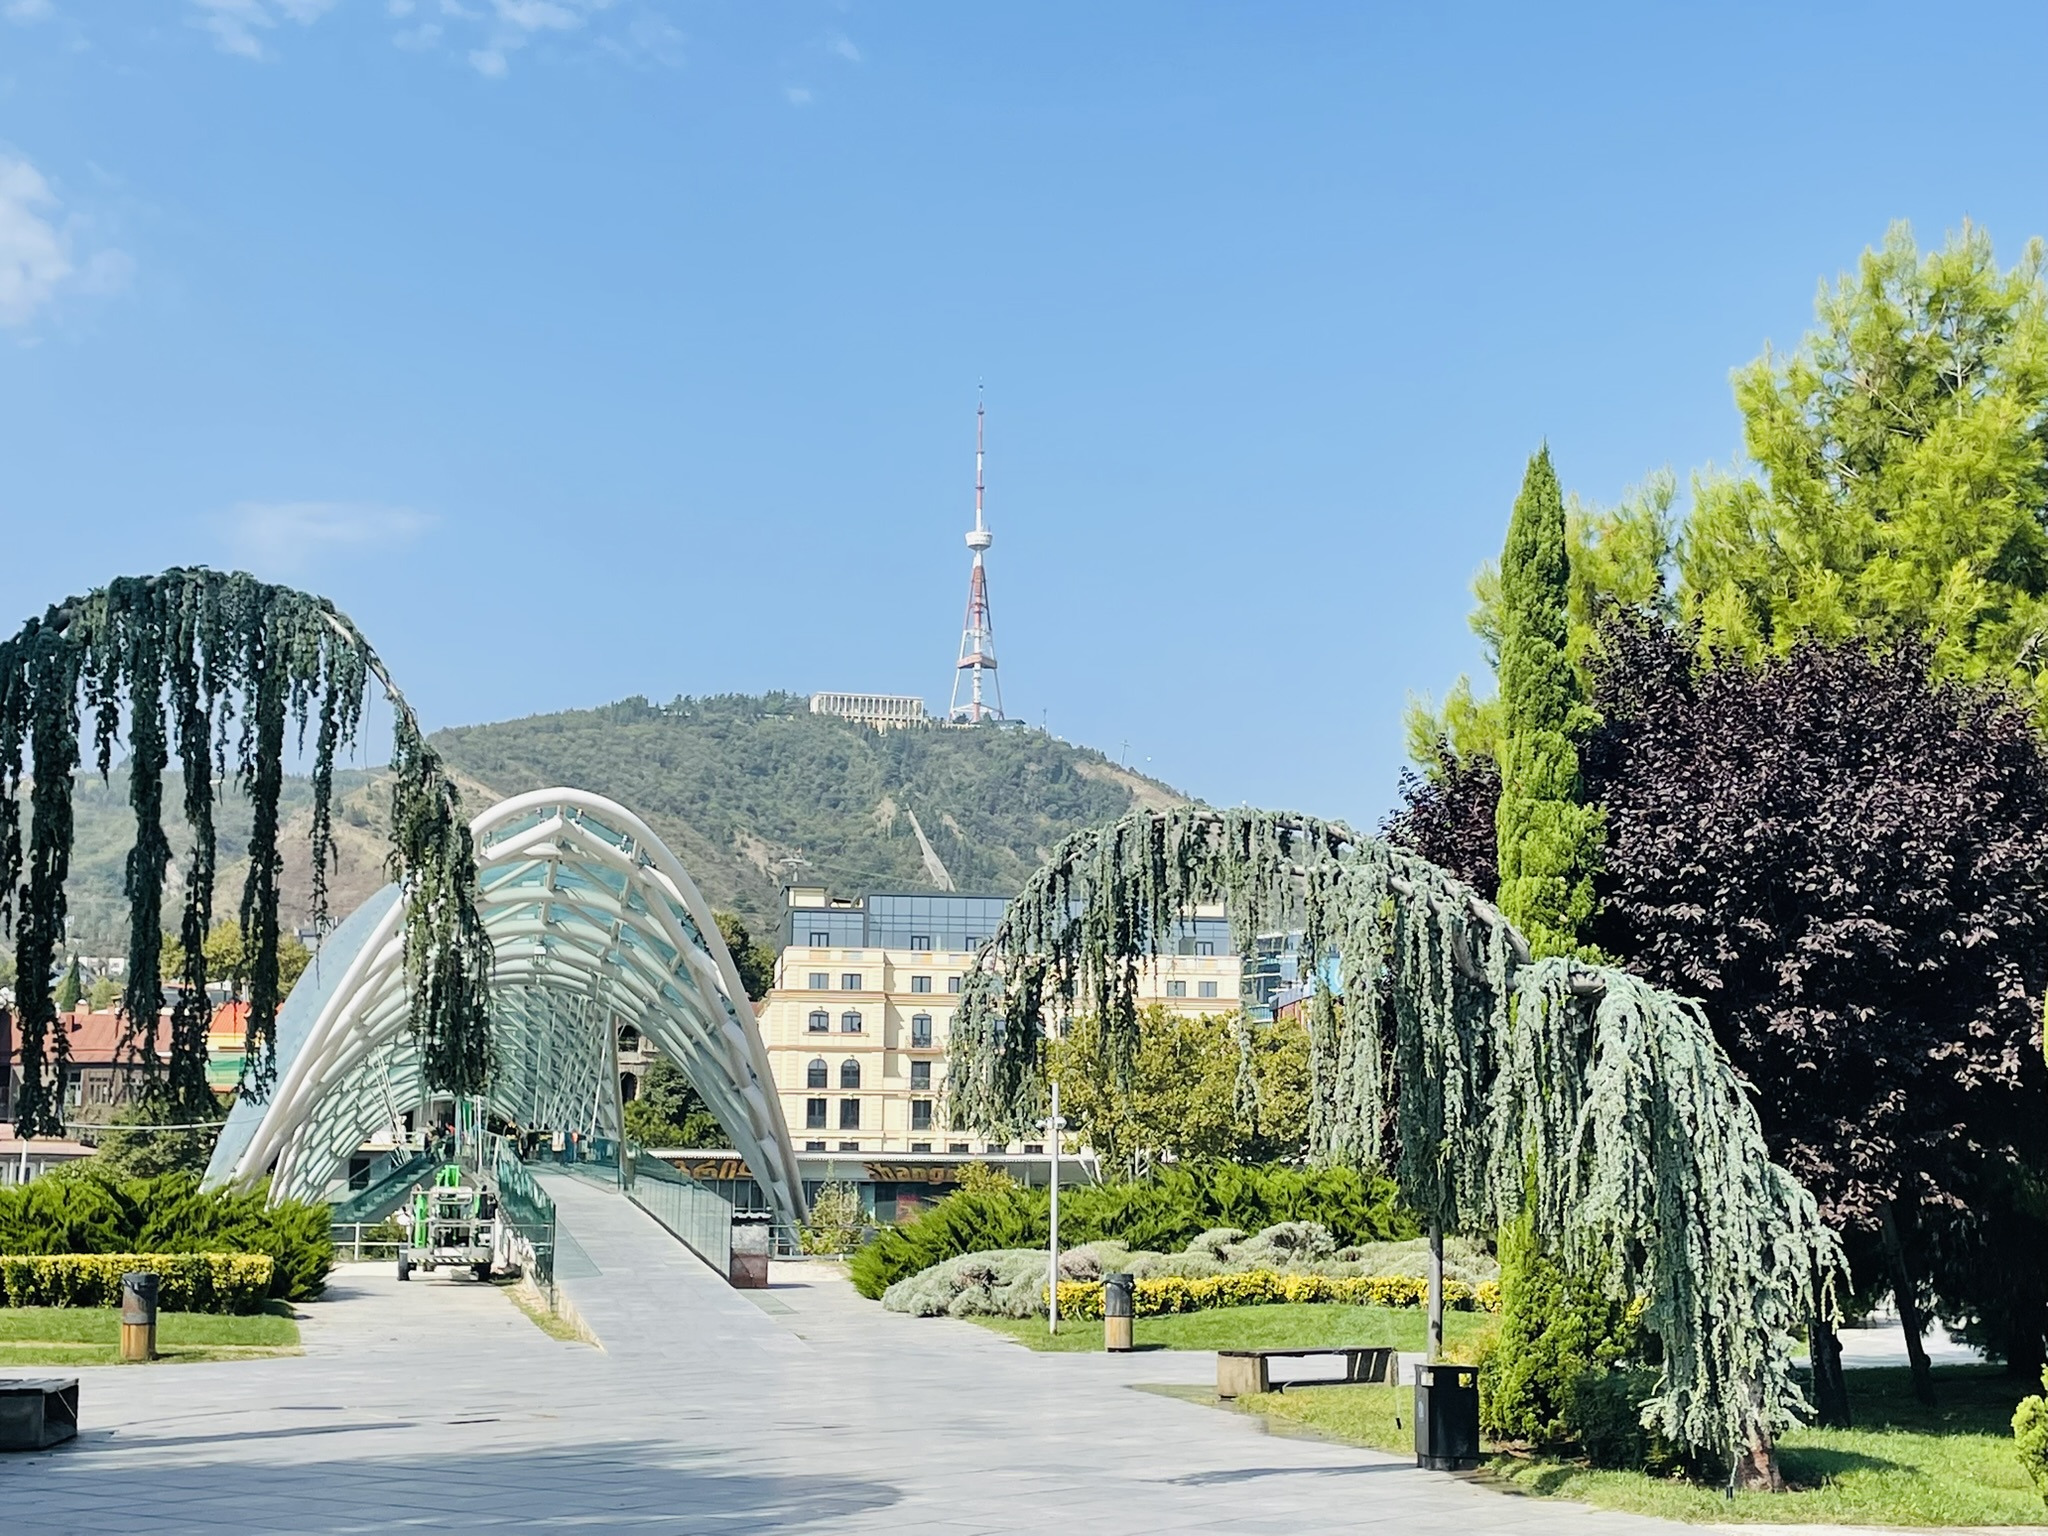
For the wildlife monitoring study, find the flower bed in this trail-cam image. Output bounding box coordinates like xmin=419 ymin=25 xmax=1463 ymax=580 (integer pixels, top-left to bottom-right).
xmin=1053 ymin=1269 xmax=1502 ymax=1320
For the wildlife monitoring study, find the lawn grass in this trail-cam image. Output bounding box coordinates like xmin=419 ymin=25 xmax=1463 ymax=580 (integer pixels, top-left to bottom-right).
xmin=1244 ymin=1364 xmax=2048 ymax=1527
xmin=970 ymin=1301 xmax=1499 ymax=1359
xmin=0 ymin=1304 xmax=300 ymax=1365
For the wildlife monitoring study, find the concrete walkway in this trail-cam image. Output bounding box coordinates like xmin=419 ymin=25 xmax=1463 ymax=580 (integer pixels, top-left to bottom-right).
xmin=4 ymin=1173 xmax=1684 ymax=1534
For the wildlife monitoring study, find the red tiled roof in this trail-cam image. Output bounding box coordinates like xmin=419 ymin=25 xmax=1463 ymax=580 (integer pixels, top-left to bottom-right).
xmin=1 ymin=1008 xmax=171 ymax=1068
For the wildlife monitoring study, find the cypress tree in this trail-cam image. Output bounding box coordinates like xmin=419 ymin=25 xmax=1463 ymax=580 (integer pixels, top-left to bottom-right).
xmin=1486 ymin=446 xmax=1629 ymax=1448
xmin=1493 ymin=446 xmax=1601 ymax=959
xmin=54 ymin=957 xmax=82 ymax=1012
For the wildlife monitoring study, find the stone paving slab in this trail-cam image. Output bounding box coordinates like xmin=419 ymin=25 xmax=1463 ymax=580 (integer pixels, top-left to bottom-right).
xmin=1 ymin=1172 xmax=1687 ymax=1533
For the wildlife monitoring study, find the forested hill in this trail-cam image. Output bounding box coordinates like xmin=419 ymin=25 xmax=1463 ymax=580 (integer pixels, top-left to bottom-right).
xmin=430 ymin=693 xmax=1188 ymax=938
xmin=50 ymin=694 xmax=1185 ymax=958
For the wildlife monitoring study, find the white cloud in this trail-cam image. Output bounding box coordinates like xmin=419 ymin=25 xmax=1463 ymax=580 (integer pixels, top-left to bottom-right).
xmin=222 ymin=502 xmax=437 ymax=575
xmin=45 ymin=0 xmax=675 ymax=74
xmin=824 ymin=31 xmax=859 ymax=64
xmin=783 ymin=84 xmax=811 ymax=106
xmin=186 ymin=0 xmax=334 ymax=59
xmin=0 ymin=152 xmax=129 ymax=331
xmin=492 ymin=0 xmax=580 ymax=30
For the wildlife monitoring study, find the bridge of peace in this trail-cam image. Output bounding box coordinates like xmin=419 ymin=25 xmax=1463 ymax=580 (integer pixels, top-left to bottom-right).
xmin=11 ymin=787 xmax=1667 ymax=1536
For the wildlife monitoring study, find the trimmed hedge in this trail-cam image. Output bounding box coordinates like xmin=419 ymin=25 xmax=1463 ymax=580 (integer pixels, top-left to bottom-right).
xmin=0 ymin=1168 xmax=331 ymax=1301
xmin=0 ymin=1253 xmax=275 ymax=1313
xmin=1052 ymin=1269 xmax=1501 ymax=1319
xmin=851 ymin=1162 xmax=1413 ymax=1299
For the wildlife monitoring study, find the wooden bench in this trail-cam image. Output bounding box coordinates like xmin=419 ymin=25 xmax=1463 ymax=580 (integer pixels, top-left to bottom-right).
xmin=0 ymin=1377 xmax=79 ymax=1451
xmin=1216 ymin=1346 xmax=1396 ymax=1398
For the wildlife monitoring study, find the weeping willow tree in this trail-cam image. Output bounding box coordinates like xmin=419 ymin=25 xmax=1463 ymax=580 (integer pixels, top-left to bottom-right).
xmin=945 ymin=805 xmax=1843 ymax=1488
xmin=0 ymin=569 xmax=492 ymax=1138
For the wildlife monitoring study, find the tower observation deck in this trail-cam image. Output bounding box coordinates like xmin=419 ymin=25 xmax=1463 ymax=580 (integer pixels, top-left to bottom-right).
xmin=949 ymin=394 xmax=1004 ymax=723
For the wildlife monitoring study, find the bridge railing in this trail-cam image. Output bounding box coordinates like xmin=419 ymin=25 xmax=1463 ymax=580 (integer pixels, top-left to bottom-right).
xmin=622 ymin=1143 xmax=733 ymax=1278
xmin=491 ymin=1135 xmax=558 ymax=1287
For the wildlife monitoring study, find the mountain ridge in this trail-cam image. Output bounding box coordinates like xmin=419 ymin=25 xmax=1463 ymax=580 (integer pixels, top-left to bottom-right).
xmin=51 ymin=692 xmax=1190 ymax=956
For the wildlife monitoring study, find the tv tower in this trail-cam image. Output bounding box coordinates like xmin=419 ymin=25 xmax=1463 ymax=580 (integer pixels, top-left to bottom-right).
xmin=949 ymin=391 xmax=1005 ymax=723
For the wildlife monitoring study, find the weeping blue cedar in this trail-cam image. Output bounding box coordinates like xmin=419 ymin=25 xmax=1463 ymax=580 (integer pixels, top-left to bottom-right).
xmin=0 ymin=570 xmax=492 ymax=1131
xmin=945 ymin=805 xmax=1843 ymax=1475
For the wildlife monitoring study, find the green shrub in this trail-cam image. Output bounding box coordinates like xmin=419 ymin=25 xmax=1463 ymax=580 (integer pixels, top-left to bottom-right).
xmin=1564 ymin=1366 xmax=1681 ymax=1471
xmin=0 ymin=1253 xmax=274 ymax=1312
xmin=1480 ymin=1210 xmax=1637 ymax=1445
xmin=849 ymin=1162 xmax=1412 ymax=1300
xmin=2016 ymin=1370 xmax=2048 ymax=1503
xmin=0 ymin=1168 xmax=332 ymax=1301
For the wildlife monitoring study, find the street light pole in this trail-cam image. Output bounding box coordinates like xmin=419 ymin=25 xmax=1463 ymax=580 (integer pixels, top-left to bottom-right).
xmin=1041 ymin=1080 xmax=1065 ymax=1335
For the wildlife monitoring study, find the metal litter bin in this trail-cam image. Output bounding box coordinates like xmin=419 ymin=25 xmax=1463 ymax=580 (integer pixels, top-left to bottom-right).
xmin=120 ymin=1271 xmax=160 ymax=1363
xmin=1103 ymin=1272 xmax=1134 ymax=1352
xmin=1413 ymin=1362 xmax=1480 ymax=1469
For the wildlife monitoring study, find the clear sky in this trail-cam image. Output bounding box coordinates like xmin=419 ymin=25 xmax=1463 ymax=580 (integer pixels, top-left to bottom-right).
xmin=3 ymin=2 xmax=2045 ymax=826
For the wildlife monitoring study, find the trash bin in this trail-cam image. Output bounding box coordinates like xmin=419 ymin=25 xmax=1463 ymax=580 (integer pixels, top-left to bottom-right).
xmin=1103 ymin=1272 xmax=1135 ymax=1352
xmin=1413 ymin=1362 xmax=1480 ymax=1469
xmin=729 ymin=1212 xmax=772 ymax=1289
xmin=120 ymin=1271 xmax=160 ymax=1363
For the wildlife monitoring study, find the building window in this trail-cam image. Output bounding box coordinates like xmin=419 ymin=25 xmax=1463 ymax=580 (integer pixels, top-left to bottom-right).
xmin=617 ymin=1026 xmax=641 ymax=1053
xmin=911 ymin=1099 xmax=934 ymax=1131
xmin=805 ymin=1140 xmax=827 ymax=1152
xmin=839 ymin=1098 xmax=861 ymax=1130
xmin=911 ymin=974 xmax=932 ymax=994
xmin=1196 ymin=941 xmax=1215 ymax=956
xmin=1198 ymin=980 xmax=1218 ymax=998
xmin=841 ymin=1010 xmax=863 ymax=1033
xmin=619 ymin=1072 xmax=639 ymax=1102
xmin=965 ymin=935 xmax=983 ymax=951
xmin=838 ymin=1141 xmax=860 ymax=1152
xmin=911 ymin=1142 xmax=933 ymax=1153
xmin=841 ymin=973 xmax=862 ymax=991
xmin=806 ymin=1058 xmax=828 ymax=1089
xmin=986 ymin=1144 xmax=1006 ymax=1155
xmin=840 ymin=1058 xmax=861 ymax=1090
xmin=1167 ymin=980 xmax=1188 ymax=998
xmin=1022 ymin=1142 xmax=1042 ymax=1154
xmin=910 ymin=1060 xmax=932 ymax=1091
xmin=910 ymin=934 xmax=933 ymax=951
xmin=948 ymin=1142 xmax=970 ymax=1154
xmin=911 ymin=1013 xmax=933 ymax=1048
xmin=808 ymin=972 xmax=829 ymax=990
xmin=809 ymin=930 xmax=831 ymax=946
xmin=807 ymin=1009 xmax=830 ymax=1033
xmin=947 ymin=975 xmax=961 ymax=994
xmin=805 ymin=1098 xmax=827 ymax=1129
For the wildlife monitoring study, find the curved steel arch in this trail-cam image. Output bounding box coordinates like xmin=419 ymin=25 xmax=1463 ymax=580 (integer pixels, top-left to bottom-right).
xmin=206 ymin=788 xmax=804 ymax=1231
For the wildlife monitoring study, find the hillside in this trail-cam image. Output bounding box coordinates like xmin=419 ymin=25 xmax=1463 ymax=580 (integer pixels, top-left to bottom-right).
xmin=51 ymin=694 xmax=1188 ymax=955
xmin=431 ymin=693 xmax=1189 ymax=937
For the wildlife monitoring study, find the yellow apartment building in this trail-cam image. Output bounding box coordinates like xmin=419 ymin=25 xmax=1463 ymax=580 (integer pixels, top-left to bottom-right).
xmin=757 ymin=886 xmax=1241 ymax=1155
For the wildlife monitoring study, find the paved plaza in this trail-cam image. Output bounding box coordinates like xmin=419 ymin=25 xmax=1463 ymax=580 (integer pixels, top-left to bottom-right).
xmin=1 ymin=1173 xmax=1694 ymax=1534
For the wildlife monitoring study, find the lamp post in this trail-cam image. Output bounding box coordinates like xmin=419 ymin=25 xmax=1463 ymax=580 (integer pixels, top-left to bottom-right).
xmin=1040 ymin=1081 xmax=1067 ymax=1335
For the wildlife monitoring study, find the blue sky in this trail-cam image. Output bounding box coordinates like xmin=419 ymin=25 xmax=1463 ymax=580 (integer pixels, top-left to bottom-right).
xmin=2 ymin=2 xmax=2045 ymax=826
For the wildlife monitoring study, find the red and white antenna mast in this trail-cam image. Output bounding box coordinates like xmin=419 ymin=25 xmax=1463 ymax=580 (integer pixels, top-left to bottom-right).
xmin=949 ymin=389 xmax=1005 ymax=723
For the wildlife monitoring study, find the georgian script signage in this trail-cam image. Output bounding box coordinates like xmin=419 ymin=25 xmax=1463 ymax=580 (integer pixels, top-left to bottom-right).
xmin=667 ymin=1156 xmax=965 ymax=1187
